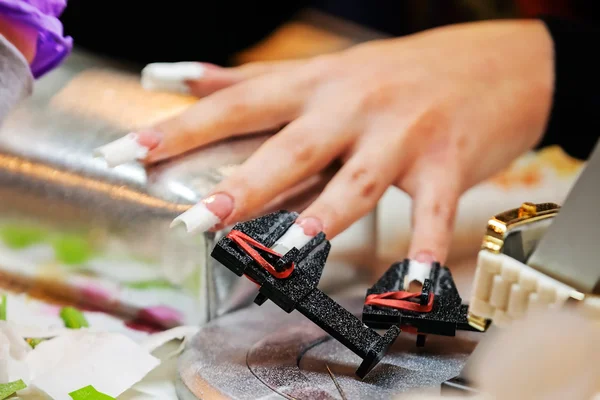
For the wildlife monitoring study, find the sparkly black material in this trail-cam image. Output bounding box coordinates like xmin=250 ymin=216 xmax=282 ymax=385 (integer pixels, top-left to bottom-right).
xmin=211 ymin=210 xmax=400 ymax=379
xmin=362 ymin=259 xmax=486 ymax=346
xmin=440 ymin=376 xmax=479 ymax=396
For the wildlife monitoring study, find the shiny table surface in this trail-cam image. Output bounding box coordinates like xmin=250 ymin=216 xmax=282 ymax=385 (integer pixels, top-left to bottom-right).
xmin=177 ymin=295 xmax=480 ymax=400
xmin=0 ymin=49 xmax=266 ymax=323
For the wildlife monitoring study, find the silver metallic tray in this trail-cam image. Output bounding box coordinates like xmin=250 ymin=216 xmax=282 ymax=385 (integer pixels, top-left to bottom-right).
xmin=0 ymin=49 xmax=267 ymax=325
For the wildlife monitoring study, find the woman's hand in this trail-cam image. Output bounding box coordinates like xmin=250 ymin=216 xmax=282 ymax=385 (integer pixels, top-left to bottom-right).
xmin=97 ymin=19 xmax=554 ymax=264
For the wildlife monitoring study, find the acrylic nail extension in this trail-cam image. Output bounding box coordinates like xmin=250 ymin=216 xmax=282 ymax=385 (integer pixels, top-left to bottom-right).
xmin=94 ymin=133 xmax=150 ymax=167
xmin=404 ymin=260 xmax=433 ymax=290
xmin=271 ymin=217 xmax=323 ymax=255
xmin=94 ymin=132 xmax=161 ymax=167
xmin=404 ymin=251 xmax=435 ymax=291
xmin=170 ymin=203 xmax=220 ymax=234
xmin=141 ymin=62 xmax=204 ymax=94
xmin=170 ymin=193 xmax=233 ymax=234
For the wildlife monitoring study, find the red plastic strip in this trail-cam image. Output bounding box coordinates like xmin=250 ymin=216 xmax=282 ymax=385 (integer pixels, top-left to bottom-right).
xmin=227 ymin=230 xmax=294 ymax=280
xmin=365 ymin=291 xmax=434 ymax=313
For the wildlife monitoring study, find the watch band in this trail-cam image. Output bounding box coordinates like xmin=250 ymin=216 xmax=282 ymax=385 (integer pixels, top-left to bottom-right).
xmin=467 ymin=202 xmax=598 ymax=331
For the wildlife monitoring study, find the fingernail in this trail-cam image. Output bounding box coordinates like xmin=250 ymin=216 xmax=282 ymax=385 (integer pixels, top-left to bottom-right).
xmin=414 ymin=251 xmax=435 ymax=264
xmin=93 ymin=131 xmax=162 ymax=167
xmin=271 ymin=216 xmax=323 ymax=255
xmin=296 ymin=217 xmax=324 ymax=237
xmin=404 ymin=257 xmax=434 ymax=292
xmin=200 ymin=63 xmax=222 ymax=71
xmin=141 ymin=62 xmax=205 ymax=94
xmin=170 ymin=193 xmax=234 ymax=234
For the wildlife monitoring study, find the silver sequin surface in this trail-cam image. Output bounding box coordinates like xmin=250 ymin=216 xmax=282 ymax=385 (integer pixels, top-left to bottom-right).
xmin=178 ymin=296 xmax=481 ymax=400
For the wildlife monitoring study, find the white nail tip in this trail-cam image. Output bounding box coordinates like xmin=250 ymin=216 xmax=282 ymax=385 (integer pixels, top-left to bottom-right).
xmin=271 ymin=224 xmax=313 ymax=255
xmin=141 ymin=62 xmax=204 ymax=94
xmin=170 ymin=203 xmax=221 ymax=234
xmin=404 ymin=260 xmax=432 ymax=287
xmin=93 ymin=133 xmax=149 ymax=167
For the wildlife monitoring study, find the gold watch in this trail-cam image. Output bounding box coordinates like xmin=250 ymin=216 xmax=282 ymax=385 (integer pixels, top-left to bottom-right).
xmin=467 ymin=202 xmax=597 ymax=331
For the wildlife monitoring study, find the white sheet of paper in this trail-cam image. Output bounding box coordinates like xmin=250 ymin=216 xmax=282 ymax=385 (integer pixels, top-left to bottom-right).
xmin=118 ymin=354 xmax=179 ymax=400
xmin=26 ymin=330 xmax=159 ymax=399
xmin=141 ymin=325 xmax=199 ymax=355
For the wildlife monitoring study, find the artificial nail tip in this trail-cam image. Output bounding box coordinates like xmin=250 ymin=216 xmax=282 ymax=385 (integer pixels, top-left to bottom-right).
xmin=405 ymin=259 xmax=434 ymax=287
xmin=93 ymin=133 xmax=149 ymax=167
xmin=414 ymin=251 xmax=436 ymax=264
xmin=271 ymin=223 xmax=313 ymax=254
xmin=169 ymin=203 xmax=221 ymax=235
xmin=169 ymin=218 xmax=185 ymax=230
xmin=141 ymin=62 xmax=204 ymax=94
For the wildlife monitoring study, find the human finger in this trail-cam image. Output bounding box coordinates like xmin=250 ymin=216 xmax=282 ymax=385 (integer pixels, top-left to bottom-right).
xmin=407 ymin=165 xmax=462 ymax=266
xmin=94 ymin=71 xmax=306 ymax=167
xmin=292 ymin=140 xmax=406 ymax=246
xmin=169 ymin=115 xmax=350 ymax=235
xmin=140 ymin=60 xmax=302 ymax=97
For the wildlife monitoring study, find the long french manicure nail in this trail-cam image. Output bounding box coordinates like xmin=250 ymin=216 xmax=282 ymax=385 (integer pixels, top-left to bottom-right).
xmin=141 ymin=62 xmax=205 ymax=94
xmin=405 ymin=251 xmax=436 ymax=292
xmin=170 ymin=193 xmax=233 ymax=234
xmin=271 ymin=217 xmax=323 ymax=255
xmin=93 ymin=131 xmax=162 ymax=167
xmin=414 ymin=251 xmax=435 ymax=264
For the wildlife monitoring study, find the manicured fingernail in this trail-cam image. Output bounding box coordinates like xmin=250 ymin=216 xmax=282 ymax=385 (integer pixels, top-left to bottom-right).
xmin=271 ymin=216 xmax=323 ymax=255
xmin=200 ymin=63 xmax=221 ymax=71
xmin=296 ymin=217 xmax=324 ymax=237
xmin=170 ymin=193 xmax=234 ymax=234
xmin=404 ymin=255 xmax=434 ymax=292
xmin=141 ymin=62 xmax=205 ymax=94
xmin=414 ymin=251 xmax=435 ymax=264
xmin=93 ymin=131 xmax=162 ymax=167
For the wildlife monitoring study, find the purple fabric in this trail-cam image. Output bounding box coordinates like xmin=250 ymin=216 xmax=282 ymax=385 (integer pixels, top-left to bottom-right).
xmin=0 ymin=0 xmax=72 ymax=78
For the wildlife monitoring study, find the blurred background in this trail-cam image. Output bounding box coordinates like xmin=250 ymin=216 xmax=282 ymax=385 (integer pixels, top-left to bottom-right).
xmin=59 ymin=0 xmax=597 ymax=67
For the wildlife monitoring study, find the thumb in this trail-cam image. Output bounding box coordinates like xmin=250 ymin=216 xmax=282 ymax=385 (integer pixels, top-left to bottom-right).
xmin=407 ymin=169 xmax=461 ymax=265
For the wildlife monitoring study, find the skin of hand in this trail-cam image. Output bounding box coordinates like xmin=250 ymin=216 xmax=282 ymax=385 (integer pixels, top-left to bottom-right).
xmin=469 ymin=309 xmax=600 ymax=399
xmin=399 ymin=309 xmax=599 ymax=400
xmin=131 ymin=19 xmax=555 ymax=264
xmin=0 ymin=14 xmax=37 ymax=63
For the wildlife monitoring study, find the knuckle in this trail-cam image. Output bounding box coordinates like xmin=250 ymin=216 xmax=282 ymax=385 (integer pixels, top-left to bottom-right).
xmin=265 ymin=133 xmax=317 ymax=165
xmin=432 ymin=201 xmax=455 ymax=230
xmin=166 ymin=114 xmax=201 ymax=145
xmin=307 ymin=54 xmax=336 ymax=74
xmin=290 ymin=142 xmax=317 ymax=164
xmin=413 ymin=109 xmax=449 ymax=141
xmin=298 ymin=55 xmax=337 ymax=87
xmin=200 ymin=90 xmax=253 ymax=131
xmin=354 ymin=84 xmax=395 ymax=112
xmin=238 ymin=61 xmax=268 ymax=74
xmin=348 ymin=167 xmax=381 ymax=200
xmin=221 ymin=92 xmax=251 ymax=116
xmin=360 ymin=181 xmax=378 ymax=198
xmin=271 ymin=120 xmax=323 ymax=164
xmin=220 ymin=173 xmax=251 ymax=196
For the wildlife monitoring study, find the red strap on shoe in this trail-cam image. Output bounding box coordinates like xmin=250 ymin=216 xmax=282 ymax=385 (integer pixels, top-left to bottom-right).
xmin=227 ymin=230 xmax=294 ymax=280
xmin=365 ymin=291 xmax=434 ymax=313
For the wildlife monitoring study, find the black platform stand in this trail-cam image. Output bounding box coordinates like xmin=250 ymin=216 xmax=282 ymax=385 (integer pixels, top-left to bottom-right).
xmin=211 ymin=210 xmax=400 ymax=379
